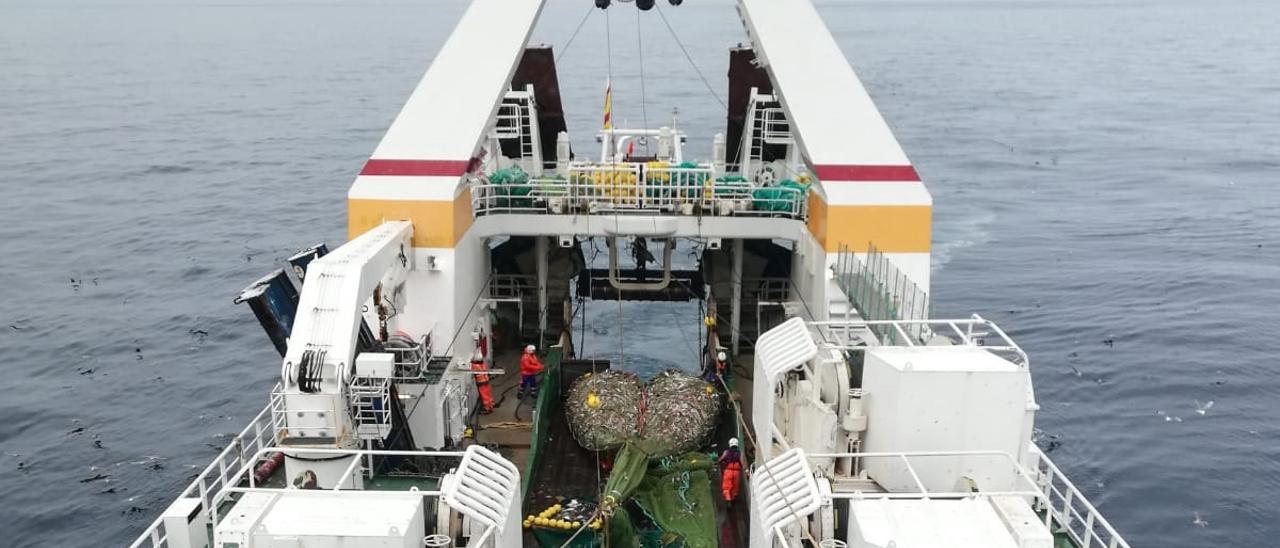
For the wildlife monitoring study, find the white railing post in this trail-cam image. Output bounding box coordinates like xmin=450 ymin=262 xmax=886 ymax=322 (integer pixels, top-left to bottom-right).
xmin=1084 ymin=511 xmax=1095 ymax=548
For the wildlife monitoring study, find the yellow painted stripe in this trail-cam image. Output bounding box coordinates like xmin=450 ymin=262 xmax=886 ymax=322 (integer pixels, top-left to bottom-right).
xmin=348 ymin=190 xmax=473 ymax=248
xmin=809 ymin=194 xmax=932 ymax=253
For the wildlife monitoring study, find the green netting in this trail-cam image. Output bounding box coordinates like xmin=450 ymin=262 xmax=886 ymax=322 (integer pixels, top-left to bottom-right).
xmin=599 ymin=445 xmax=718 ymax=548
xmin=489 ymin=166 xmax=533 ymax=208
xmin=523 ymin=347 xmax=563 ymax=499
xmin=633 ymin=466 xmax=717 ymax=548
xmin=532 ymin=527 xmax=599 ymax=548
xmin=533 ymin=523 xmax=606 ymax=548
xmin=713 ymin=175 xmax=750 ymax=196
xmin=602 ymin=442 xmax=653 ymax=513
xmin=751 ymin=179 xmax=810 ymax=212
xmin=643 ymin=161 xmax=711 ymax=199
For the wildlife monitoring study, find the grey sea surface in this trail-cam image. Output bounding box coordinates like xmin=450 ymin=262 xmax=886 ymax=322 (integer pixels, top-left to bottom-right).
xmin=2 ymin=0 xmax=1278 ymax=545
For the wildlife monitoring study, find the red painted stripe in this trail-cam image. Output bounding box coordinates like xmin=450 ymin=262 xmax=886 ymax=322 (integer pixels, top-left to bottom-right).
xmin=360 ymin=159 xmax=470 ymax=177
xmin=813 ymin=165 xmax=920 ymax=182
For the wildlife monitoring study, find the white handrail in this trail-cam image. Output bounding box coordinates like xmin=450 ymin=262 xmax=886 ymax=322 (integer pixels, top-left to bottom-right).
xmin=129 ymin=388 xmax=284 ymax=547
xmin=804 ymin=449 xmax=1129 ymax=548
xmin=471 ymin=162 xmax=808 ymax=220
xmin=810 ymin=315 xmax=1029 ymax=369
xmin=1030 ymin=447 xmax=1130 ymax=548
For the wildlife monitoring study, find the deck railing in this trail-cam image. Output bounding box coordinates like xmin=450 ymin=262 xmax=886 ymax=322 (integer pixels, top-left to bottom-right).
xmin=798 ymin=449 xmax=1130 ymax=548
xmin=1029 ymin=447 xmax=1131 ymax=548
xmin=832 ymin=242 xmax=931 ymax=344
xmin=811 ymin=316 xmax=1029 ymax=369
xmin=472 ymin=163 xmax=808 ymax=220
xmin=129 ymin=387 xmax=284 ymax=547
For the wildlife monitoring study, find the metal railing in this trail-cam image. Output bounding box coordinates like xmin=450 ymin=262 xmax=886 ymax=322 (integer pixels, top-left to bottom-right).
xmin=129 ymin=388 xmax=285 ymax=547
xmin=471 ymin=162 xmax=808 ymax=220
xmin=1029 ymin=447 xmax=1131 ymax=548
xmin=806 ymin=450 xmax=1044 ymax=499
xmin=488 ymin=274 xmax=534 ymax=300
xmin=221 ymin=446 xmax=519 ymax=547
xmin=746 ymin=277 xmax=792 ymax=303
xmin=811 ymin=315 xmax=1029 ymax=369
xmin=386 ymin=334 xmax=430 ymax=380
xmin=349 ymin=376 xmax=392 ymax=440
xmin=832 ymin=242 xmax=931 ymax=344
xmin=800 ymin=450 xmax=1129 ymax=548
xmin=761 ymin=107 xmax=794 ymax=145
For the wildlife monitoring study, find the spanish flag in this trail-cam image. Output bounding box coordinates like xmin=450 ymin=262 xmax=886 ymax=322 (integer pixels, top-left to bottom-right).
xmin=602 ymin=78 xmax=613 ymax=130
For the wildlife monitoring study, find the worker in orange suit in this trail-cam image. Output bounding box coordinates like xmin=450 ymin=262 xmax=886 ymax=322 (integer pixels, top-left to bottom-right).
xmin=717 ymin=437 xmax=742 ymax=503
xmin=471 ymin=333 xmax=493 ymax=414
xmin=519 ymin=344 xmax=545 ymax=399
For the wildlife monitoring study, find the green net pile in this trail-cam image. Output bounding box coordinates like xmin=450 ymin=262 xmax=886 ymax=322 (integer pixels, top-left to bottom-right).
xmin=488 ymin=166 xmax=533 ymax=208
xmin=751 ymin=178 xmax=811 ymax=212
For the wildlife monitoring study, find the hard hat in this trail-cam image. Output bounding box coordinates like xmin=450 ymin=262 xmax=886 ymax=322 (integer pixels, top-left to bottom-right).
xmin=525 ymin=344 xmax=536 ymax=354
xmin=717 ymin=351 xmax=727 ymax=361
xmin=729 ymin=437 xmax=739 ymax=448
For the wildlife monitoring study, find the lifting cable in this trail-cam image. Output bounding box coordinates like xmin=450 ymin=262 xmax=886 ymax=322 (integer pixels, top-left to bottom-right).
xmin=556 ymin=4 xmax=597 ymax=64
xmin=635 ymin=7 xmax=651 ymax=153
xmin=655 ymin=3 xmax=727 ymax=110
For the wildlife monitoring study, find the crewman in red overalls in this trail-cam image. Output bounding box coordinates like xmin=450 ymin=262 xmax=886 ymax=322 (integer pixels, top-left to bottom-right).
xmin=471 ymin=332 xmax=493 ymax=414
xmin=717 ymin=437 xmax=742 ymax=503
xmin=519 ymin=344 xmax=545 ymax=399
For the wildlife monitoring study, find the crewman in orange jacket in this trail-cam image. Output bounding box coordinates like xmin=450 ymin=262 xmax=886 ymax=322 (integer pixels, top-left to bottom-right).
xmin=471 ymin=333 xmax=493 ymax=414
xmin=519 ymin=344 xmax=545 ymax=399
xmin=717 ymin=437 xmax=743 ymax=503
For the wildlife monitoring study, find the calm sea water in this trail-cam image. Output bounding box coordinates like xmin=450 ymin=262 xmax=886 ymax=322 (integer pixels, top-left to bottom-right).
xmin=2 ymin=0 xmax=1278 ymax=545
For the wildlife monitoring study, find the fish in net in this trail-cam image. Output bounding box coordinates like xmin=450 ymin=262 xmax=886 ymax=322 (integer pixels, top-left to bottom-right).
xmin=565 ymin=370 xmax=643 ymax=451
xmin=638 ymin=370 xmax=722 ymax=457
xmin=567 ymin=369 xmax=721 ymax=457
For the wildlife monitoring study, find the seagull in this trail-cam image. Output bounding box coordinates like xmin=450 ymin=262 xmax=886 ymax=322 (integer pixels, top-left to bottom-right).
xmin=1193 ymin=512 xmax=1209 ymax=528
xmin=1195 ymin=400 xmax=1214 ymax=415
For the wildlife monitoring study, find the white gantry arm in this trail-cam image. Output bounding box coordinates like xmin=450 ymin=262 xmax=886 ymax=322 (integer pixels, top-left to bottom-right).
xmin=750 ymin=447 xmax=823 ymax=548
xmin=281 ymin=221 xmax=413 ymax=394
xmin=753 ymin=317 xmax=819 ymax=461
xmin=442 ymin=445 xmax=523 ymax=548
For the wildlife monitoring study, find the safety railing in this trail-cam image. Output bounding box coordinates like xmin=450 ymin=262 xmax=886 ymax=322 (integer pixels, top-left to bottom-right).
xmin=471 ymin=162 xmax=808 ymax=220
xmin=832 ymin=242 xmax=931 ymax=344
xmin=488 ymin=274 xmax=534 ymax=300
xmin=1028 ymin=447 xmax=1131 ymax=548
xmin=129 ymin=388 xmax=285 ymax=547
xmin=806 ymin=450 xmax=1044 ymax=499
xmin=349 ymin=376 xmax=392 ymax=440
xmin=761 ymin=107 xmax=794 ymax=145
xmin=216 ymin=446 xmax=520 ymax=546
xmin=746 ymin=277 xmax=792 ymax=303
xmin=811 ymin=315 xmax=1029 ymax=369
xmin=385 ymin=333 xmax=430 ymax=380
xmin=799 ymin=450 xmax=1128 ymax=548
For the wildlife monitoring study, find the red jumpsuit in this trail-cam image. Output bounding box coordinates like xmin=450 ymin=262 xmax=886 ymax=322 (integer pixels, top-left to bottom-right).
xmin=718 ymin=448 xmax=742 ymax=502
xmin=520 ymin=352 xmax=545 ymax=394
xmin=472 ymin=347 xmax=493 ymax=413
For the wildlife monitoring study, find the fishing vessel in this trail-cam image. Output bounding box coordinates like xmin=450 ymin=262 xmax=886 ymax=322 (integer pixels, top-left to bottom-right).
xmin=131 ymin=1 xmax=1130 ymax=546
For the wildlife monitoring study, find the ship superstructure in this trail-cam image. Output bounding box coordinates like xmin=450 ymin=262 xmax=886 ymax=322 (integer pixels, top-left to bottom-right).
xmin=131 ymin=1 xmax=1129 ymax=547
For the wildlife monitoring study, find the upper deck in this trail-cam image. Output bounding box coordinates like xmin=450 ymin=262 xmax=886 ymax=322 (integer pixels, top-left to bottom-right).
xmin=470 ymin=160 xmax=808 ymax=221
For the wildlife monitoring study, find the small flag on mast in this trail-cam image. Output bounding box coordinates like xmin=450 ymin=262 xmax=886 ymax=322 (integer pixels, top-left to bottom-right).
xmin=602 ymin=78 xmax=613 ymax=130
